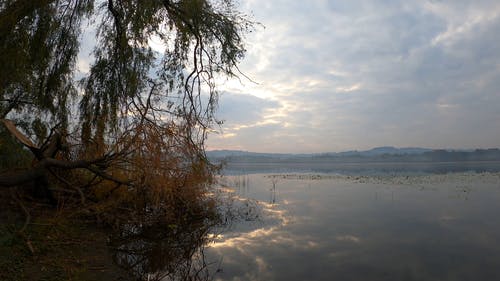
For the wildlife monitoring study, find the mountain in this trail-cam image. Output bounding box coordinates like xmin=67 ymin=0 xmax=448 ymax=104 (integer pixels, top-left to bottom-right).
xmin=207 ymin=147 xmax=500 ymax=163
xmin=207 ymin=146 xmax=432 ymax=159
xmin=360 ymin=146 xmax=432 ymax=156
xmin=206 ymin=150 xmax=288 ymax=159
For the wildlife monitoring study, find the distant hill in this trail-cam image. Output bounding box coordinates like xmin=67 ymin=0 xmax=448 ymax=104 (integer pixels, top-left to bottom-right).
xmin=207 ymin=147 xmax=500 ymax=163
xmin=206 ymin=150 xmax=287 ymax=158
xmin=362 ymin=146 xmax=432 ymax=156
xmin=207 ymin=146 xmax=433 ymax=159
xmin=321 ymin=146 xmax=433 ymax=157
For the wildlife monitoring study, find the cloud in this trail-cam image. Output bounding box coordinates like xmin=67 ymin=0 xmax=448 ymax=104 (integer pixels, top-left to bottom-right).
xmin=216 ymin=92 xmax=281 ymax=125
xmin=206 ymin=0 xmax=500 ymax=152
xmin=70 ymin=0 xmax=500 ymax=152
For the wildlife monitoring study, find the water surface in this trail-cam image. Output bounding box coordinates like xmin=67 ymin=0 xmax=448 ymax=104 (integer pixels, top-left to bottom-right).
xmin=206 ymin=172 xmax=500 ymax=280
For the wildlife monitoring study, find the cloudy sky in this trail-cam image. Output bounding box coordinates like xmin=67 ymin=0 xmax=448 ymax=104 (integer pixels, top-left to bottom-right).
xmin=205 ymin=0 xmax=500 ymax=153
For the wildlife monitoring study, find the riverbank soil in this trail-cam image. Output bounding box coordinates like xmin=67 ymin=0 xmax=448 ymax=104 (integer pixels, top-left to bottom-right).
xmin=0 ymin=190 xmax=131 ymax=281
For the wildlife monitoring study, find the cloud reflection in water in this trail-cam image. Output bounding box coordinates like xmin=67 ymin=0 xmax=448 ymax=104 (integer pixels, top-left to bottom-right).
xmin=207 ymin=173 xmax=500 ymax=281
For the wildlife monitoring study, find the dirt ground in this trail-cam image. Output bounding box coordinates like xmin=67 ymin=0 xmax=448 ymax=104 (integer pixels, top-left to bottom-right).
xmin=0 ymin=190 xmax=132 ymax=281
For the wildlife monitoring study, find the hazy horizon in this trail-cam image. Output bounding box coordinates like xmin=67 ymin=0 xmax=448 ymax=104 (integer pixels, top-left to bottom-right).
xmin=207 ymin=145 xmax=499 ymax=154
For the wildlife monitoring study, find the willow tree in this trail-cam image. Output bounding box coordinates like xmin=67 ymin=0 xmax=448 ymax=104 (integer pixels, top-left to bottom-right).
xmin=0 ymin=0 xmax=250 ymax=213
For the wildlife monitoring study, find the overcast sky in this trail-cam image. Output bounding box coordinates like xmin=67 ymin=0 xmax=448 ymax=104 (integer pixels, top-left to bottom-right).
xmin=205 ymin=0 xmax=500 ymax=153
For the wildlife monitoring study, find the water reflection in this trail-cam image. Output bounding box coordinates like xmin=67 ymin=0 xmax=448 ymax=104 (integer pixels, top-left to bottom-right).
xmin=223 ymin=161 xmax=500 ymax=175
xmin=106 ymin=175 xmax=279 ymax=281
xmin=106 ymin=171 xmax=500 ymax=280
xmin=109 ymin=218 xmax=217 ymax=281
xmin=207 ymin=172 xmax=500 ymax=281
xmin=269 ymin=177 xmax=278 ymax=204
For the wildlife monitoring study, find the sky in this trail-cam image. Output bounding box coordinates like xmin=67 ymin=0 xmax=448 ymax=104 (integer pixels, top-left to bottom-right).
xmin=205 ymin=0 xmax=500 ymax=153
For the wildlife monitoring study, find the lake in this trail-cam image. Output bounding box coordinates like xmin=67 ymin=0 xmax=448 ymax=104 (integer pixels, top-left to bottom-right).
xmin=203 ymin=164 xmax=500 ymax=280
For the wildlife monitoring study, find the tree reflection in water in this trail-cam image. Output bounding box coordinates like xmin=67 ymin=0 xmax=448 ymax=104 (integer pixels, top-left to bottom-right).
xmin=106 ymin=190 xmax=258 ymax=280
xmin=109 ymin=216 xmax=220 ymax=281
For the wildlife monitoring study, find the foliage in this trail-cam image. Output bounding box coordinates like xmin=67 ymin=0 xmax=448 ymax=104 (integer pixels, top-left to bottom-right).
xmin=0 ymin=0 xmax=251 ymax=279
xmin=0 ymin=0 xmax=251 ymax=202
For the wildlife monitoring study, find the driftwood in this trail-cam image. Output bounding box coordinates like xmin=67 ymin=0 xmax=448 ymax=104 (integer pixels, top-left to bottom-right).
xmin=0 ymin=119 xmax=130 ymax=190
xmin=1 ymin=119 xmax=37 ymax=149
xmin=1 ymin=118 xmax=61 ymax=160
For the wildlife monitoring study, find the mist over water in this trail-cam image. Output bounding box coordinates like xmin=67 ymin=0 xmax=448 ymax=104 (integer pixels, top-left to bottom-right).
xmin=222 ymin=161 xmax=500 ymax=176
xmin=205 ymin=164 xmax=500 ymax=280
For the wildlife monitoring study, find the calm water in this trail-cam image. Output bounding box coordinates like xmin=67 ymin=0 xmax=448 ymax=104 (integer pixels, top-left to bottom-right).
xmin=223 ymin=161 xmax=500 ymax=175
xmin=205 ymin=171 xmax=500 ymax=281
